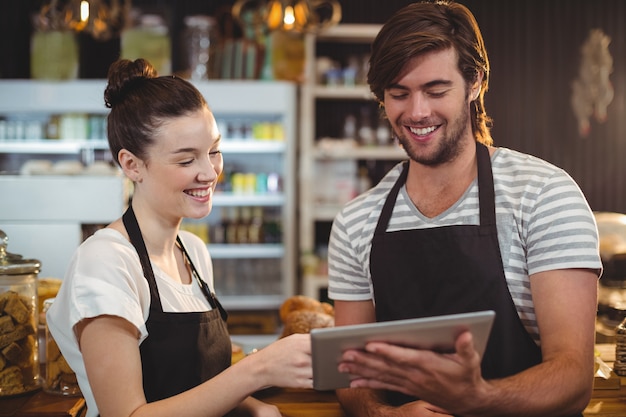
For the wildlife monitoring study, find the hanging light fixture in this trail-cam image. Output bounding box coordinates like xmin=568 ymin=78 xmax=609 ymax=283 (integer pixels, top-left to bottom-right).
xmin=78 ymin=0 xmax=130 ymax=40
xmin=232 ymin=0 xmax=341 ymax=34
xmin=36 ymin=0 xmax=130 ymax=40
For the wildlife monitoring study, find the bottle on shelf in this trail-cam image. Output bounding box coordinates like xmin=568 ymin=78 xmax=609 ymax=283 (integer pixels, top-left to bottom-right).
xmin=358 ymin=106 xmax=375 ymax=147
xmin=225 ymin=206 xmax=239 ymax=244
xmin=376 ymin=120 xmax=391 ymax=146
xmin=210 ymin=209 xmax=227 ymax=244
xmin=357 ymin=166 xmax=372 ymax=194
xmin=46 ymin=115 xmax=61 ymax=140
xmin=342 ymin=114 xmax=357 ymax=141
xmin=237 ymin=206 xmax=252 ymax=244
xmin=248 ymin=206 xmax=264 ymax=244
xmin=263 ymin=207 xmax=282 ymax=244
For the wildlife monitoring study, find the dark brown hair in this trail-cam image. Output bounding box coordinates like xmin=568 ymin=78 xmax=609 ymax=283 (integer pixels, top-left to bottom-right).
xmin=104 ymin=58 xmax=209 ymax=165
xmin=368 ymin=0 xmax=493 ymax=145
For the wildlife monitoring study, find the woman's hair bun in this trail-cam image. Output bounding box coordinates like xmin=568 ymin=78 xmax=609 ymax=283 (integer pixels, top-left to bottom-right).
xmin=104 ymin=58 xmax=158 ymax=108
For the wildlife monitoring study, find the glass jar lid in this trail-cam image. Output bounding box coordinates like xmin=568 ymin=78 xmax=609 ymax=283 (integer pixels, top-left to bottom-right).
xmin=0 ymin=229 xmax=41 ymax=275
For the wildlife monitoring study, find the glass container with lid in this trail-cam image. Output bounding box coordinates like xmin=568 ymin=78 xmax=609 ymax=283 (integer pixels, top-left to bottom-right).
xmin=121 ymin=12 xmax=172 ymax=76
xmin=0 ymin=229 xmax=41 ymax=396
xmin=43 ymin=298 xmax=80 ymax=396
xmin=181 ymin=15 xmax=220 ymax=80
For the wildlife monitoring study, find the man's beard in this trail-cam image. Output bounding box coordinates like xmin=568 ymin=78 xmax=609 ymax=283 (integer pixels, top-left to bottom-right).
xmin=395 ymin=103 xmax=471 ymax=167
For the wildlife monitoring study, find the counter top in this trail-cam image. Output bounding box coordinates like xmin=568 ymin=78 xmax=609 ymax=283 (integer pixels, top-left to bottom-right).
xmin=2 ymin=344 xmax=625 ymax=417
xmin=254 ymin=388 xmax=344 ymax=417
xmin=0 ymin=390 xmax=85 ymax=417
xmin=256 ymin=343 xmax=626 ymax=416
xmin=1 ymin=382 xmax=624 ymax=417
xmin=256 ymin=386 xmax=626 ymax=417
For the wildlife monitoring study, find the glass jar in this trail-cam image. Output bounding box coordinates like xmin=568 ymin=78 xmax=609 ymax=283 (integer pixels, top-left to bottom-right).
xmin=30 ymin=29 xmax=79 ymax=80
xmin=43 ymin=298 xmax=80 ymax=396
xmin=121 ymin=13 xmax=172 ymax=76
xmin=181 ymin=15 xmax=220 ymax=80
xmin=614 ymin=318 xmax=626 ymax=376
xmin=0 ymin=230 xmax=41 ymax=396
xmin=271 ymin=30 xmax=305 ymax=82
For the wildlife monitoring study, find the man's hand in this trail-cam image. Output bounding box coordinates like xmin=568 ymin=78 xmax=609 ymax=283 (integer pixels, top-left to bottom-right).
xmin=338 ymin=330 xmax=486 ymax=413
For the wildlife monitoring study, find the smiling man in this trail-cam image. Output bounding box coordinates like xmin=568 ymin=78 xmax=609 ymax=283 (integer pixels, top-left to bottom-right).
xmin=326 ymin=1 xmax=602 ymax=416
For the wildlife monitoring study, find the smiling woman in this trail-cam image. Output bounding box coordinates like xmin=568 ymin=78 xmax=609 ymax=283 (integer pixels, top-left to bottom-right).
xmin=129 ymin=106 xmax=223 ymax=221
xmin=45 ymin=58 xmax=314 ymax=417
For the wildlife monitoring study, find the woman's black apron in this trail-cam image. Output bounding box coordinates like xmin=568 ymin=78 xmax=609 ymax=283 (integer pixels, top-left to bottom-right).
xmin=370 ymin=143 xmax=580 ymax=416
xmin=123 ymin=206 xmax=231 ymax=403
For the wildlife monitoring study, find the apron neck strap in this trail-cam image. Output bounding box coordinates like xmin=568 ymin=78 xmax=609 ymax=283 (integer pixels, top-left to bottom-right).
xmin=122 ymin=206 xmax=163 ymax=311
xmin=476 ymin=142 xmax=496 ymax=226
xmin=176 ymin=236 xmax=228 ymax=321
xmin=375 ymin=141 xmax=495 ymax=235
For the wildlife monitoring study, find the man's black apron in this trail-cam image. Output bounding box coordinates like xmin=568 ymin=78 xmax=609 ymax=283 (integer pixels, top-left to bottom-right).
xmin=370 ymin=143 xmax=580 ymax=415
xmin=123 ymin=206 xmax=231 ymax=403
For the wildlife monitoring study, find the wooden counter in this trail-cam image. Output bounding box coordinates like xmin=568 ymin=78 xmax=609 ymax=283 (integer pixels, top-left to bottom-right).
xmin=2 ymin=344 xmax=625 ymax=417
xmin=255 ymin=388 xmax=345 ymax=417
xmin=1 ymin=382 xmax=624 ymax=417
xmin=584 ymin=343 xmax=626 ymax=417
xmin=256 ymin=343 xmax=626 ymax=417
xmin=0 ymin=390 xmax=85 ymax=417
xmin=257 ymin=384 xmax=626 ymax=417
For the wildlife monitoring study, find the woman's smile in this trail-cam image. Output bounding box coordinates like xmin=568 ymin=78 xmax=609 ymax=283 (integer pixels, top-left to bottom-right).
xmin=184 ymin=186 xmax=212 ymax=202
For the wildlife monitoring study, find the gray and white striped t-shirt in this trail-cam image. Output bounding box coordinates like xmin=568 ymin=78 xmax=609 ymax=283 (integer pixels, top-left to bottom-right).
xmin=327 ymin=147 xmax=601 ymax=344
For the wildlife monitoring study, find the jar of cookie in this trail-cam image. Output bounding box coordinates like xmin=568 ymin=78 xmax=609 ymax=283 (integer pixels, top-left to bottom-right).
xmin=43 ymin=298 xmax=80 ymax=396
xmin=0 ymin=230 xmax=41 ymax=396
xmin=614 ymin=318 xmax=626 ymax=376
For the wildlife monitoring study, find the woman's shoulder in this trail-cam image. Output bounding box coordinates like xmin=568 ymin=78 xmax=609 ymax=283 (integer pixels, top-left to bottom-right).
xmin=77 ymin=228 xmax=134 ymax=259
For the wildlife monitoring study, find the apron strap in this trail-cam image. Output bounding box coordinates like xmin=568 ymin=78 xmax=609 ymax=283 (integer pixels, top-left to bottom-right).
xmin=122 ymin=206 xmax=163 ymax=312
xmin=476 ymin=142 xmax=496 ymax=227
xmin=375 ymin=142 xmax=495 ymax=236
xmin=374 ymin=161 xmax=408 ymax=236
xmin=176 ymin=236 xmax=228 ymax=321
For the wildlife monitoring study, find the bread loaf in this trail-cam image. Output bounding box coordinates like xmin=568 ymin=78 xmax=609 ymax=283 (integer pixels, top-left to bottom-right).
xmin=279 ymin=295 xmax=334 ymax=338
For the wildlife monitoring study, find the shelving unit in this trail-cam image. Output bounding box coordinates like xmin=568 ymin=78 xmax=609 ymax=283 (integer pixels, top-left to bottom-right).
xmin=194 ymin=81 xmax=296 ymax=313
xmin=0 ymin=80 xmax=123 ymax=279
xmin=0 ymin=80 xmax=297 ymax=314
xmin=298 ymin=24 xmax=406 ymax=299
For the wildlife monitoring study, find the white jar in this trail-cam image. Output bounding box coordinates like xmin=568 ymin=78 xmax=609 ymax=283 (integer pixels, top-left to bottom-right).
xmin=181 ymin=15 xmax=220 ymax=80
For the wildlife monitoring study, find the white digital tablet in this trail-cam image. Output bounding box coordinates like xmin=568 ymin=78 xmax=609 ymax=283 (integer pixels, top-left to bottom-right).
xmin=310 ymin=310 xmax=495 ymax=391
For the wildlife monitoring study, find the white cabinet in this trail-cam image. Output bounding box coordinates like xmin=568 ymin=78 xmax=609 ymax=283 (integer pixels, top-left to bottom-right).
xmin=0 ymin=80 xmax=297 ymax=312
xmin=0 ymin=175 xmax=127 ymax=279
xmin=298 ymin=24 xmax=407 ymax=298
xmin=0 ymin=80 xmax=125 ymax=279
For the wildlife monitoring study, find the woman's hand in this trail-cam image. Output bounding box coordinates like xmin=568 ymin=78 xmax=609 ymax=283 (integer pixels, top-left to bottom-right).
xmin=244 ymin=333 xmax=313 ymax=390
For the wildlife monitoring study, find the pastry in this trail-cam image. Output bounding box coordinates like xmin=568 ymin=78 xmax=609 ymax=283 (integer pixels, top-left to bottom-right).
xmin=278 ymin=295 xmax=335 ymax=338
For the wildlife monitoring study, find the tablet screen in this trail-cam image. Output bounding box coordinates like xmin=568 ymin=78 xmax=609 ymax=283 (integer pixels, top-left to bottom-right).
xmin=310 ymin=310 xmax=495 ymax=391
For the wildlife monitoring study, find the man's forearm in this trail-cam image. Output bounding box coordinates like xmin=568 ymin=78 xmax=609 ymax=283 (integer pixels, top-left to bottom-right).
xmin=336 ymin=387 xmax=392 ymax=417
xmin=460 ymin=354 xmax=594 ymax=417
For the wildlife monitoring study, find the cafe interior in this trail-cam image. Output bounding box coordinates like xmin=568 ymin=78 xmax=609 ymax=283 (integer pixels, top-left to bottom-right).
xmin=1 ymin=0 xmax=626 ymax=415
